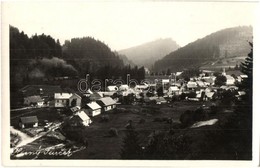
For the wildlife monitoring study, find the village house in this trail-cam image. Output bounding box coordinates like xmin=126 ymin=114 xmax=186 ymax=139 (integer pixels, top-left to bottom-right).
xmin=19 ymin=116 xmax=39 ymax=129
xmin=24 ymin=95 xmax=44 ymax=107
xmin=168 ymin=86 xmax=180 ymax=96
xmin=134 ymin=84 xmax=149 ymax=92
xmin=107 ymin=85 xmax=118 ymax=92
xmin=68 ymin=110 xmax=92 ymax=127
xmin=54 ymin=93 xmax=82 ymax=107
xmin=83 ymin=102 xmax=102 ymax=117
xmin=186 ymin=81 xmax=198 ymax=91
xmin=96 ymin=97 xmax=117 ymax=112
xmin=225 ymin=75 xmax=236 ymax=85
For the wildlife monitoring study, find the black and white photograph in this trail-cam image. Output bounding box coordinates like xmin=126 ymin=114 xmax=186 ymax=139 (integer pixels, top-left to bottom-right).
xmin=1 ymin=0 xmax=259 ymax=166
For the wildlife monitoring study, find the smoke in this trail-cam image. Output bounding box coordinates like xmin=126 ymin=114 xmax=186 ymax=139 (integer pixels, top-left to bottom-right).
xmin=40 ymin=57 xmax=77 ymax=72
xmin=29 ymin=57 xmax=78 ymax=79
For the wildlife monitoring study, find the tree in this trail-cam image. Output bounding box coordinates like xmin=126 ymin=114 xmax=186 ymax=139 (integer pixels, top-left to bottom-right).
xmin=157 ymin=86 xmax=164 ymax=97
xmin=121 ymin=128 xmax=142 ymax=159
xmin=215 ymin=75 xmax=227 ymax=86
xmin=240 ymin=42 xmax=253 ymax=93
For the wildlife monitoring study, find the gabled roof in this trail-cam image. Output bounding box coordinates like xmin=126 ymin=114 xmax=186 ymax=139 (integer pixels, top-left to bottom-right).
xmin=206 ymin=92 xmax=215 ymax=98
xmin=25 ymin=96 xmax=43 ymax=103
xmin=20 ymin=116 xmax=38 ymax=124
xmin=54 ymin=93 xmax=73 ymax=99
xmin=86 ymin=102 xmax=101 ymax=110
xmin=187 ymin=82 xmax=197 ymax=88
xmin=107 ymin=86 xmax=118 ymax=91
xmin=90 ymin=92 xmax=103 ymax=100
xmin=169 ymin=86 xmax=179 ymax=91
xmin=76 ymin=110 xmax=91 ymax=121
xmin=97 ymin=97 xmax=116 ymax=106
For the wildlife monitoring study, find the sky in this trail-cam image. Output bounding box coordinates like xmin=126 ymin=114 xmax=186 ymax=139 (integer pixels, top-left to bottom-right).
xmin=3 ymin=1 xmax=258 ymax=50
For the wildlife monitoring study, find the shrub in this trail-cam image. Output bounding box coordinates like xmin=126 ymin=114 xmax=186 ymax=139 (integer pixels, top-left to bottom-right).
xmin=139 ymin=118 xmax=146 ymax=124
xmin=100 ymin=115 xmax=110 ymax=122
xmin=180 ymin=110 xmax=195 ymax=127
xmin=109 ymin=128 xmax=118 ymax=137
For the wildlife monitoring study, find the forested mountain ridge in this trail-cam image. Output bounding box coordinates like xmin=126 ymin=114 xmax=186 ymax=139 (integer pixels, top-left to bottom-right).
xmin=153 ymin=26 xmax=252 ymax=72
xmin=10 ymin=26 xmax=145 ymax=90
xmin=62 ymin=37 xmax=124 ymax=77
xmin=118 ymin=38 xmax=180 ymax=68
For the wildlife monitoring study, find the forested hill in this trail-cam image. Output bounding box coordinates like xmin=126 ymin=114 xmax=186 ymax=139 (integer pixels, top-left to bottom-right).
xmin=10 ymin=26 xmax=145 ymax=90
xmin=62 ymin=37 xmax=124 ymax=77
xmin=153 ymin=26 xmax=252 ymax=72
xmin=118 ymin=38 xmax=180 ymax=68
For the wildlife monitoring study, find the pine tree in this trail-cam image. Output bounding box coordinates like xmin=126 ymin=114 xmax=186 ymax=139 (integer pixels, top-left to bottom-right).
xmin=120 ymin=128 xmax=142 ymax=159
xmin=240 ymin=42 xmax=253 ymax=93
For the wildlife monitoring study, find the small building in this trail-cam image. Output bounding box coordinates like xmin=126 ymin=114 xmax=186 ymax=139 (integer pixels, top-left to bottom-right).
xmin=24 ymin=96 xmax=44 ymax=107
xmin=107 ymin=85 xmax=118 ymax=92
xmin=168 ymin=86 xmax=180 ymax=96
xmin=84 ymin=102 xmax=102 ymax=117
xmin=119 ymin=85 xmax=129 ymax=91
xmin=54 ymin=93 xmax=81 ymax=107
xmin=68 ymin=110 xmax=92 ymax=127
xmin=96 ymin=97 xmax=117 ymax=112
xmin=225 ymin=75 xmax=236 ymax=85
xmin=19 ymin=116 xmax=39 ymax=128
xmin=187 ymin=81 xmax=198 ymax=90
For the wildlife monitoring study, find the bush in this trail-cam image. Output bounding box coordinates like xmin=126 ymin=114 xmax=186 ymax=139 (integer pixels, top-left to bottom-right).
xmin=179 ymin=108 xmax=208 ymax=127
xmin=180 ymin=110 xmax=195 ymax=127
xmin=100 ymin=115 xmax=110 ymax=122
xmin=109 ymin=128 xmax=118 ymax=137
xmin=139 ymin=118 xmax=145 ymax=124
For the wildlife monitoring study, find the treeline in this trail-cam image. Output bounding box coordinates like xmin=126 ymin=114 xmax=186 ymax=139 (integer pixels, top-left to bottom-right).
xmin=10 ymin=26 xmax=145 ymax=91
xmin=154 ymin=26 xmax=252 ymax=72
xmin=62 ymin=37 xmax=125 ymax=77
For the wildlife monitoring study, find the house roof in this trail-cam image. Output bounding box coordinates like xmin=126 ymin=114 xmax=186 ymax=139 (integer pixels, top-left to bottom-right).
xmin=86 ymin=102 xmax=101 ymax=110
xmin=20 ymin=116 xmax=38 ymax=124
xmin=25 ymin=96 xmax=43 ymax=103
xmin=76 ymin=110 xmax=91 ymax=121
xmin=169 ymin=86 xmax=179 ymax=91
xmin=187 ymin=82 xmax=197 ymax=88
xmin=107 ymin=86 xmax=118 ymax=91
xmin=206 ymin=92 xmax=215 ymax=98
xmin=196 ymin=81 xmax=206 ymax=87
xmin=97 ymin=97 xmax=116 ymax=106
xmin=203 ymin=77 xmax=214 ymax=84
xmin=20 ymin=85 xmax=63 ymax=97
xmin=54 ymin=93 xmax=73 ymax=99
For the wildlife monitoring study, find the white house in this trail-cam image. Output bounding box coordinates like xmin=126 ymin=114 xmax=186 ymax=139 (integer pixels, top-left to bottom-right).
xmin=168 ymin=86 xmax=180 ymax=96
xmin=69 ymin=110 xmax=92 ymax=127
xmin=54 ymin=93 xmax=81 ymax=107
xmin=96 ymin=97 xmax=117 ymax=112
xmin=225 ymin=75 xmax=236 ymax=85
xmin=107 ymin=85 xmax=118 ymax=92
xmin=83 ymin=102 xmax=102 ymax=117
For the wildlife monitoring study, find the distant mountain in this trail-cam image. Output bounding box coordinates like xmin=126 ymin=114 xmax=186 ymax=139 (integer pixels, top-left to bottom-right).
xmin=114 ymin=52 xmax=136 ymax=67
xmin=154 ymin=26 xmax=253 ymax=72
xmin=118 ymin=38 xmax=180 ymax=68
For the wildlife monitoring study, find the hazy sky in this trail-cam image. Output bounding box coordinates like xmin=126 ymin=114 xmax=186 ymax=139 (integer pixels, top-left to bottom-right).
xmin=3 ymin=1 xmax=258 ymax=50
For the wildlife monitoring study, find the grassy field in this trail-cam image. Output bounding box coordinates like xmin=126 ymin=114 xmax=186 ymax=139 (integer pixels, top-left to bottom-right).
xmin=68 ymin=101 xmax=204 ymax=159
